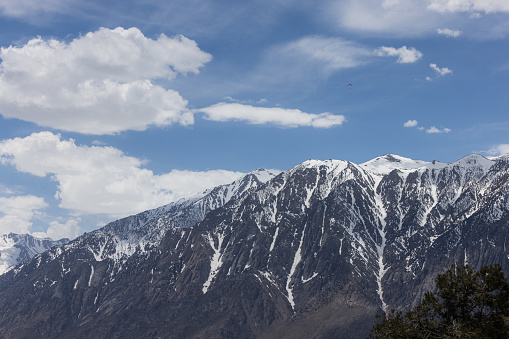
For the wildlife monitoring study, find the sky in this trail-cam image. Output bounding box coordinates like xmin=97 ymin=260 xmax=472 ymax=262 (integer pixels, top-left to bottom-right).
xmin=0 ymin=0 xmax=508 ymax=240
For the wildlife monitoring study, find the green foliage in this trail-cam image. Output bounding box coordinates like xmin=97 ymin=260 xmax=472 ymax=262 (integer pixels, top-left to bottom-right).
xmin=370 ymin=264 xmax=509 ymax=338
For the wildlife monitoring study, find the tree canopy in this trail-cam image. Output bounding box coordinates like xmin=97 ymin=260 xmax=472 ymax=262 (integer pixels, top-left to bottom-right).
xmin=370 ymin=264 xmax=509 ymax=338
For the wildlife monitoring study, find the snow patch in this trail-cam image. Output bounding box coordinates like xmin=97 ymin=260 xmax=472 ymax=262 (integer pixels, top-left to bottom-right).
xmin=361 ymin=154 xmax=429 ymax=175
xmin=371 ymin=174 xmax=389 ymax=313
xmin=269 ymin=227 xmax=279 ymax=252
xmin=286 ymin=224 xmax=307 ymax=310
xmin=202 ymin=233 xmax=225 ymax=294
xmin=301 ymin=272 xmax=318 ymax=283
xmin=88 ymin=266 xmax=94 ymax=287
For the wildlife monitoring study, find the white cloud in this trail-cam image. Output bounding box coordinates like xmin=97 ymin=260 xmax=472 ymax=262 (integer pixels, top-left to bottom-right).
xmin=284 ymin=36 xmax=372 ymax=71
xmin=225 ymin=97 xmax=269 ymax=105
xmin=426 ymin=126 xmax=441 ymax=133
xmin=486 ymin=144 xmax=509 ymax=156
xmin=32 ymin=218 xmax=81 ymax=240
xmin=376 ymin=46 xmax=423 ymax=63
xmin=0 ymin=195 xmax=47 ymax=235
xmin=326 ymin=0 xmax=509 ymax=38
xmin=0 ymin=132 xmax=245 ymax=217
xmin=0 ymin=27 xmax=212 ymax=134
xmin=198 ymin=103 xmax=345 ymax=128
xmin=328 ymin=0 xmax=445 ymax=36
xmin=0 ymin=0 xmax=71 ymax=18
xmin=426 ymin=126 xmax=452 ymax=133
xmin=269 ymin=36 xmax=372 ymax=76
xmin=405 ymin=120 xmax=452 ymax=133
xmin=437 ymin=28 xmax=463 ymax=37
xmin=430 ymin=63 xmax=453 ymax=76
xmin=428 ymin=0 xmax=509 ymax=14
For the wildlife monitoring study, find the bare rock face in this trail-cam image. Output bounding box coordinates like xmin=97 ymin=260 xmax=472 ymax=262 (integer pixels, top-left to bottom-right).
xmin=1 ymin=155 xmax=509 ymax=338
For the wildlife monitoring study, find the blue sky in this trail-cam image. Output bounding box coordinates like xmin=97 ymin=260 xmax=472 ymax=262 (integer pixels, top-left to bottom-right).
xmin=0 ymin=0 xmax=508 ymax=239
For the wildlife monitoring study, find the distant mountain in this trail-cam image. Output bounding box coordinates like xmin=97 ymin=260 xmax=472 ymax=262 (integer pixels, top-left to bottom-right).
xmin=0 ymin=155 xmax=508 ymax=338
xmin=0 ymin=233 xmax=69 ymax=275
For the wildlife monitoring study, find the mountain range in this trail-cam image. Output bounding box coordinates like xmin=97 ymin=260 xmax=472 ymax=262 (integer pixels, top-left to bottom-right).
xmin=0 ymin=154 xmax=508 ymax=338
xmin=0 ymin=233 xmax=68 ymax=275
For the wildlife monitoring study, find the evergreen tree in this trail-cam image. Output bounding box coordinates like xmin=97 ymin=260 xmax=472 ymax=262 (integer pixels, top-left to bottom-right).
xmin=370 ymin=264 xmax=509 ymax=338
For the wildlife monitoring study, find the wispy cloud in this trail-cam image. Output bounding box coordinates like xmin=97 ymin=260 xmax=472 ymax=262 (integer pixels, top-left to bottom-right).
xmin=485 ymin=143 xmax=509 ymax=156
xmin=198 ymin=103 xmax=345 ymax=128
xmin=327 ymin=0 xmax=444 ymax=36
xmin=0 ymin=0 xmax=74 ymax=18
xmin=269 ymin=36 xmax=372 ymax=76
xmin=375 ymin=46 xmax=423 ymax=63
xmin=225 ymin=97 xmax=268 ymax=105
xmin=437 ymin=28 xmax=463 ymax=37
xmin=428 ymin=0 xmax=509 ymax=14
xmin=326 ymin=0 xmax=509 ymax=38
xmin=0 ymin=27 xmax=212 ymax=135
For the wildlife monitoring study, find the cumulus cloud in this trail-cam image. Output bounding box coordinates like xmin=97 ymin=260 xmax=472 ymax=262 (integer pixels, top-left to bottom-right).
xmin=32 ymin=218 xmax=81 ymax=240
xmin=198 ymin=103 xmax=345 ymax=128
xmin=0 ymin=132 xmax=245 ymax=217
xmin=426 ymin=126 xmax=452 ymax=133
xmin=376 ymin=46 xmax=423 ymax=63
xmin=404 ymin=120 xmax=419 ymax=127
xmin=437 ymin=28 xmax=463 ymax=37
xmin=0 ymin=195 xmax=47 ymax=235
xmin=0 ymin=27 xmax=212 ymax=134
xmin=428 ymin=0 xmax=509 ymax=14
xmin=430 ymin=63 xmax=453 ymax=76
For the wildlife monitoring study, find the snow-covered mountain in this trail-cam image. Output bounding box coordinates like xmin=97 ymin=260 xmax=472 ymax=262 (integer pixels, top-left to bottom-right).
xmin=1 ymin=154 xmax=508 ymax=338
xmin=0 ymin=169 xmax=278 ymax=277
xmin=0 ymin=233 xmax=69 ymax=275
xmin=81 ymin=168 xmax=279 ymax=259
xmin=12 ymin=168 xmax=279 ymax=279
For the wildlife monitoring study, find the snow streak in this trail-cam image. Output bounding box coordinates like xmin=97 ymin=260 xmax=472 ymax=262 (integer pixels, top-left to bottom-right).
xmin=372 ymin=176 xmax=389 ymax=313
xmin=88 ymin=266 xmax=94 ymax=287
xmin=202 ymin=233 xmax=225 ymax=294
xmin=286 ymin=223 xmax=307 ymax=310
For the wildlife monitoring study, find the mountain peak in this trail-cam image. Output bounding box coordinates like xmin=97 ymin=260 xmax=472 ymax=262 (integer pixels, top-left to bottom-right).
xmin=298 ymin=158 xmax=349 ymax=169
xmin=360 ymin=154 xmax=429 ymax=174
xmin=247 ymin=168 xmax=282 ymax=183
xmin=452 ymin=153 xmax=493 ymax=168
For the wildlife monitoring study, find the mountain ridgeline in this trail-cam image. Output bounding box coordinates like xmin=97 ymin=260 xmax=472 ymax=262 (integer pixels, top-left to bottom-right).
xmin=1 ymin=154 xmax=509 ymax=338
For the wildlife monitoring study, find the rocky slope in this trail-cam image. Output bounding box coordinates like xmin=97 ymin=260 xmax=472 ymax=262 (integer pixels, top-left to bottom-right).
xmin=0 ymin=154 xmax=508 ymax=338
